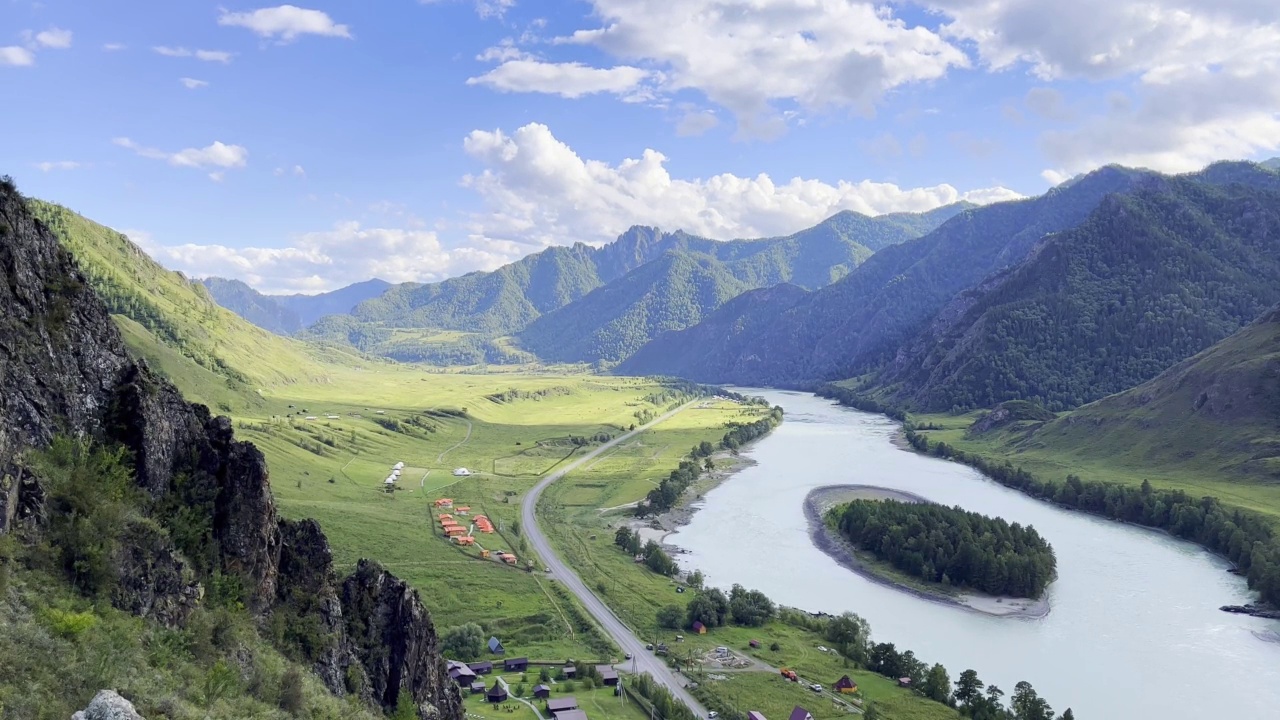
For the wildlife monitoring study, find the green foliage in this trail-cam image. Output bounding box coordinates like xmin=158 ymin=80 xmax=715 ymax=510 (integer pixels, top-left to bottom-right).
xmin=390 ymin=692 xmax=418 ymax=720
xmin=881 ymin=179 xmax=1280 ymax=411
xmin=32 ymin=438 xmax=135 ymax=596
xmin=442 ymin=622 xmax=486 ymax=661
xmin=902 ymin=425 xmax=1280 ymax=605
xmin=831 ymin=499 xmax=1057 ymax=598
xmin=201 ymin=659 xmax=240 ymax=707
xmin=656 ymin=605 xmax=683 ymax=629
xmin=727 ymin=584 xmax=775 ymax=627
xmin=39 ymin=608 xmax=99 ymax=639
xmin=278 ymin=667 xmax=305 ymax=714
xmin=685 ymin=588 xmax=729 ymax=629
xmin=641 ymin=407 xmax=782 ymax=514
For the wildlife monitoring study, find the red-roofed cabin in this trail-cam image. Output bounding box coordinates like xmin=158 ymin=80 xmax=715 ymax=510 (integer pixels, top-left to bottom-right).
xmin=455 ymin=536 xmax=476 ymax=546
xmin=445 ymin=526 xmax=467 ymax=536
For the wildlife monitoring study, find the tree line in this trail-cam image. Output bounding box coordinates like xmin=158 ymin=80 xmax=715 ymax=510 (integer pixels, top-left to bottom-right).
xmin=638 ymin=406 xmax=783 ymax=515
xmin=831 ymin=499 xmax=1057 ymax=598
xmin=903 ymin=427 xmax=1280 ymax=606
xmin=613 ymin=526 xmax=680 ymax=576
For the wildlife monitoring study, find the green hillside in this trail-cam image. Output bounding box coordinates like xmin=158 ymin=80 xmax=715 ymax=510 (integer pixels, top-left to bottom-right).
xmin=875 ymin=175 xmax=1280 ymax=411
xmin=518 ymin=250 xmax=749 ymax=362
xmin=27 ymin=201 xmax=355 ymax=406
xmin=620 ymin=165 xmax=1154 ymax=384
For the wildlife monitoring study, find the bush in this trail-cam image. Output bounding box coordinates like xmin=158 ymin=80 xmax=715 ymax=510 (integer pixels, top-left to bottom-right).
xmin=769 ymin=642 xmax=781 ymax=652
xmin=656 ymin=605 xmax=683 ymax=629
xmin=278 ymin=668 xmax=305 ymax=714
xmin=202 ymin=660 xmax=239 ymax=707
xmin=40 ymin=608 xmax=99 ymax=639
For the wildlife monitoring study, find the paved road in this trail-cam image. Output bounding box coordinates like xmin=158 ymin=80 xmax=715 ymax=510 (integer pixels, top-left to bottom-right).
xmin=521 ymin=402 xmax=709 ymax=718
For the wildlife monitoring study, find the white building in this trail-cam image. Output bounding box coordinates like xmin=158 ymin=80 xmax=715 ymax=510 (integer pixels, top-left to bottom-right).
xmin=452 ymin=468 xmax=472 ymax=477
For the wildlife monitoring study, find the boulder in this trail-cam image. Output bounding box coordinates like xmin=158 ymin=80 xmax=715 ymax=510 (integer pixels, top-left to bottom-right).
xmin=70 ymin=690 xmax=145 ymax=720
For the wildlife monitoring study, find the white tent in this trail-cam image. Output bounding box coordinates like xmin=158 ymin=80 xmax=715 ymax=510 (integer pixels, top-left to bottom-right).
xmin=394 ymin=462 xmax=405 ymax=470
xmin=392 ymin=469 xmax=402 ymax=477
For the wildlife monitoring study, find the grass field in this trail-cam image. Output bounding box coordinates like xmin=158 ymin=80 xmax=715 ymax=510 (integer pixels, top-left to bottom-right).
xmin=910 ymin=411 xmax=1280 ymax=527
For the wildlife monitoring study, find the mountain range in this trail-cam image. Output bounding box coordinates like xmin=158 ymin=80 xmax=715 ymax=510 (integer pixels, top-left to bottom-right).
xmin=200 ymin=276 xmax=393 ymax=335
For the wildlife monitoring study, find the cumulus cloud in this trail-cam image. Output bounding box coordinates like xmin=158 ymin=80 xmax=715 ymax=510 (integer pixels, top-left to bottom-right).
xmin=472 ymin=0 xmax=968 ymax=137
xmin=674 ymin=108 xmax=719 ymax=137
xmin=135 ymin=222 xmax=510 ymax=293
xmin=468 ymin=60 xmax=650 ymax=98
xmin=27 ymin=27 xmax=73 ymax=49
xmin=460 ymin=122 xmax=1021 ymax=248
xmin=153 ymin=46 xmax=235 ymax=63
xmin=34 ymin=161 xmax=80 ymax=172
xmin=0 ymin=46 xmax=35 ymax=66
xmin=275 ymin=165 xmax=307 ymax=177
xmin=180 ymin=77 xmax=208 ymax=89
xmin=421 ymin=0 xmax=516 ymax=20
xmin=918 ymin=0 xmax=1280 ymax=174
xmin=218 ymin=5 xmax=351 ymax=42
xmin=102 ymin=43 xmax=126 ymax=51
xmin=114 ymin=137 xmax=249 ymax=178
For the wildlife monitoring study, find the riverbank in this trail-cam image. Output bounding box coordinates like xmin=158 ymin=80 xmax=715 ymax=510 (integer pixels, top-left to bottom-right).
xmin=804 ymin=485 xmax=1051 ymax=619
xmin=626 ymin=450 xmax=756 ymax=548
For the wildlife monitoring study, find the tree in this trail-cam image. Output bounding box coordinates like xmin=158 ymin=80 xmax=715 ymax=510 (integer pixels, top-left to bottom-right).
xmin=1061 ymin=709 xmax=1075 ymax=720
xmin=921 ymin=663 xmax=952 ymax=705
xmin=615 ymin=526 xmax=634 ymax=549
xmin=539 ymin=668 xmax=551 ymax=683
xmin=862 ymin=703 xmax=883 ymax=720
xmin=686 ymin=570 xmax=705 ymax=589
xmin=954 ymin=669 xmax=985 ymax=710
xmin=391 ymin=693 xmax=418 ymax=720
xmin=442 ymin=622 xmax=485 ymax=661
xmin=1011 ymin=681 xmax=1053 ymax=720
xmin=728 ymin=584 xmax=775 ymax=627
xmin=824 ymin=612 xmax=870 ymax=664
xmin=657 ymin=605 xmax=684 ymax=629
xmin=686 ymin=588 xmax=729 ymax=628
xmin=278 ymin=668 xmax=304 ymax=714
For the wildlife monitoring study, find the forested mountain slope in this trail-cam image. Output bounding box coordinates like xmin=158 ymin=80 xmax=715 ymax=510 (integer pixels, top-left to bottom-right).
xmin=1012 ymin=302 xmax=1280 ymax=483
xmin=342 ymin=205 xmax=966 ymax=339
xmin=278 ymin=278 xmax=392 ymax=326
xmin=26 ymin=201 xmax=349 ymax=402
xmin=516 ymin=250 xmax=750 ymax=362
xmin=621 ymin=165 xmax=1154 ymax=383
xmin=876 ymin=171 xmax=1280 ymax=411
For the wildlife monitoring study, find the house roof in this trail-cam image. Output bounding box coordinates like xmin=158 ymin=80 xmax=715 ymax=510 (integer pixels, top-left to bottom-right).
xmin=555 ymin=711 xmax=589 ymax=720
xmin=835 ymin=676 xmax=856 ymax=688
xmin=692 ymin=621 xmax=706 ymax=629
xmin=547 ymin=697 xmax=579 ymax=712
xmin=488 ymin=637 xmax=502 ymax=649
xmin=534 ymin=685 xmax=550 ymax=693
xmin=471 ymin=682 xmax=486 ymax=691
xmin=788 ymin=707 xmax=813 ymax=720
xmin=468 ymin=661 xmax=492 ymax=671
xmin=748 ymin=712 xmax=767 ymax=720
xmin=596 ymin=666 xmax=618 ymax=680
xmin=505 ymin=657 xmax=529 ymax=666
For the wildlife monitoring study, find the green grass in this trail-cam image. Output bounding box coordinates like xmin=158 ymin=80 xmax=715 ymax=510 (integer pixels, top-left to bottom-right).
xmin=696 ymin=672 xmax=956 ymax=720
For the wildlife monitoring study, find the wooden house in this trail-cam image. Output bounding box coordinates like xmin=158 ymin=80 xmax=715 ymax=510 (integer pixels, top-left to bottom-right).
xmin=788 ymin=708 xmax=813 ymax=720
xmin=547 ymin=698 xmax=579 ymax=716
xmin=470 ymin=681 xmax=486 ymax=695
xmin=748 ymin=712 xmax=767 ymax=720
xmin=504 ymin=657 xmax=529 ymax=672
xmin=596 ymin=666 xmax=619 ymax=686
xmin=533 ymin=684 xmax=551 ymax=699
xmin=897 ymin=677 xmax=912 ymax=688
xmin=486 ymin=682 xmax=508 ymax=704
xmin=488 ymin=637 xmax=504 ymax=655
xmin=562 ymin=665 xmax=577 ymax=679
xmin=468 ymin=661 xmax=493 ymax=675
xmin=749 ymin=639 xmax=761 ymax=648
xmin=834 ymin=676 xmax=857 ymax=694
xmin=692 ymin=621 xmax=707 ymax=635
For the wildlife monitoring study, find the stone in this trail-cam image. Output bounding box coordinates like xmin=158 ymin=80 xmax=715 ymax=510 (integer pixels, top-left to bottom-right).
xmin=71 ymin=689 xmax=145 ymax=720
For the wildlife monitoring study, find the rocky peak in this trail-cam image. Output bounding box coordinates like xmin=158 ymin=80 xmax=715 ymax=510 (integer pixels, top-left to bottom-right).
xmin=0 ymin=178 xmax=461 ymax=720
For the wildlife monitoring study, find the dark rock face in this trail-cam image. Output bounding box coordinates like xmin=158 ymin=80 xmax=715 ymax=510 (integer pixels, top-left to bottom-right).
xmin=112 ymin=520 xmax=203 ymax=627
xmin=343 ymin=560 xmax=464 ymax=720
xmin=0 ymin=181 xmax=461 ymax=720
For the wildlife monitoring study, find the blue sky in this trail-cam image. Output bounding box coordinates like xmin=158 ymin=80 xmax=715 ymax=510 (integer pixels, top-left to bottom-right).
xmin=4 ymin=1 xmax=1278 ymax=292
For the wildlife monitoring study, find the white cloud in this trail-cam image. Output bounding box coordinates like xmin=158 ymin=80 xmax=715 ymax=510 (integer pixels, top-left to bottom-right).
xmin=273 ymin=165 xmax=307 ymax=178
xmin=486 ymin=0 xmax=970 ymax=136
xmin=218 ymin=5 xmax=351 ymax=42
xmin=102 ymin=43 xmax=126 ymax=52
xmin=0 ymin=46 xmax=35 ymax=66
xmin=675 ymin=108 xmax=719 ymax=137
xmin=421 ymin=0 xmax=516 ymax=20
xmin=293 ymin=165 xmax=306 ymax=177
xmin=468 ymin=60 xmax=650 ymax=98
xmin=34 ymin=161 xmax=80 ymax=172
xmin=180 ymin=77 xmax=209 ymax=89
xmin=34 ymin=27 xmax=73 ymax=49
xmin=135 ymin=222 xmax=508 ymax=293
xmin=460 ymin=122 xmax=1020 ymax=249
xmin=153 ymin=46 xmax=234 ymax=63
xmin=114 ymin=137 xmax=249 ymax=176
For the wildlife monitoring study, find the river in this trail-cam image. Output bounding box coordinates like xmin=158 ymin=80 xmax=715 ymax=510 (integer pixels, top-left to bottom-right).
xmin=666 ymin=390 xmax=1280 ymax=720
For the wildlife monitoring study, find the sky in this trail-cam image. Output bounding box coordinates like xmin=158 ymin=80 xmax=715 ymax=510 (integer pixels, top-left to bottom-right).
xmin=4 ymin=1 xmax=1279 ymax=294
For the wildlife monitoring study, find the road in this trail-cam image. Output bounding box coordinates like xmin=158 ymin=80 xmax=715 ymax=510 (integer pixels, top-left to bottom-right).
xmin=521 ymin=402 xmax=710 ymax=718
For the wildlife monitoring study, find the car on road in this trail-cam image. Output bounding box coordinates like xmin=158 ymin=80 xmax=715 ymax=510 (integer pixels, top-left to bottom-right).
xmin=810 ymin=683 xmax=823 ymax=693
xmin=817 ymin=646 xmax=829 ymax=652
xmin=708 ymin=713 xmax=719 ymax=719
xmin=625 ymin=653 xmax=633 ymax=659
xmin=645 ymin=644 xmax=653 ymax=650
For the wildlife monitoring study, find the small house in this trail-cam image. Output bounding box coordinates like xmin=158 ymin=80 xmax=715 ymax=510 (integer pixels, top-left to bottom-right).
xmin=501 ymin=554 xmax=518 ymax=565
xmin=547 ymin=697 xmax=579 ymax=715
xmin=504 ymin=657 xmax=529 ymax=672
xmin=468 ymin=661 xmax=493 ymax=675
xmin=788 ymin=708 xmax=813 ymax=720
xmin=897 ymin=677 xmax=912 ymax=688
xmin=452 ymin=666 xmax=477 ymax=684
xmin=488 ymin=637 xmax=504 ymax=655
xmin=435 ymin=498 xmax=454 ymax=508
xmin=445 ymin=526 xmax=467 ymax=537
xmin=486 ymin=682 xmax=508 ymax=704
xmin=562 ymin=665 xmax=577 ymax=679
xmin=438 ymin=514 xmax=454 ymax=521
xmin=454 ymin=536 xmax=475 ymax=546
xmin=749 ymin=639 xmax=761 ymax=648
xmin=835 ymin=676 xmax=858 ymax=694
xmin=556 ymin=711 xmax=589 ymax=720
xmin=481 ymin=549 xmax=491 ymax=559
xmin=748 ymin=712 xmax=767 ymax=720
xmin=457 ymin=506 xmax=471 ymax=514
xmin=470 ymin=681 xmax=486 ymax=695
xmin=533 ymin=685 xmax=550 ymax=699
xmin=596 ymin=666 xmax=618 ymax=686
xmin=692 ymin=621 xmax=707 ymax=635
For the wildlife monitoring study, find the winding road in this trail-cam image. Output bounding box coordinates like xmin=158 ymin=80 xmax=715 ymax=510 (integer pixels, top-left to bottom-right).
xmin=521 ymin=402 xmax=709 ymax=718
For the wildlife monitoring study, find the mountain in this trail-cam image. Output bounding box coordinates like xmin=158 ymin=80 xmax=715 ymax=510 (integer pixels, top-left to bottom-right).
xmin=1262 ymin=158 xmax=1280 ymax=171
xmin=0 ymin=177 xmax=462 ymax=718
xmin=1007 ymin=301 xmax=1280 ymax=483
xmin=517 ymin=250 xmax=750 ymax=362
xmin=876 ymin=170 xmax=1280 ymax=411
xmin=277 ymin=278 xmax=393 ymax=326
xmin=202 ymin=277 xmax=393 ymax=334
xmin=621 ymin=165 xmax=1155 ymax=384
xmin=201 ymin=276 xmax=304 ymax=334
xmin=346 ymin=205 xmax=968 ymax=339
xmin=25 ymin=201 xmax=353 ymax=410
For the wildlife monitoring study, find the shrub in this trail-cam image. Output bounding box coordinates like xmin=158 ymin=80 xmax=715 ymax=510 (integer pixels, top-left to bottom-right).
xmin=278 ymin=668 xmax=305 ymax=714
xmin=40 ymin=608 xmax=99 ymax=639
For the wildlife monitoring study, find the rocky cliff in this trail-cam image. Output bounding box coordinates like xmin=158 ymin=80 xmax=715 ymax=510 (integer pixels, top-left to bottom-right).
xmin=0 ymin=177 xmax=461 ymax=719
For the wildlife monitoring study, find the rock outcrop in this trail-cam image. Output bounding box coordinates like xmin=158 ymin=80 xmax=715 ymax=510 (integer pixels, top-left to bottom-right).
xmin=342 ymin=560 xmax=464 ymax=720
xmin=0 ymin=178 xmax=461 ymax=719
xmin=70 ymin=690 xmax=146 ymax=720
